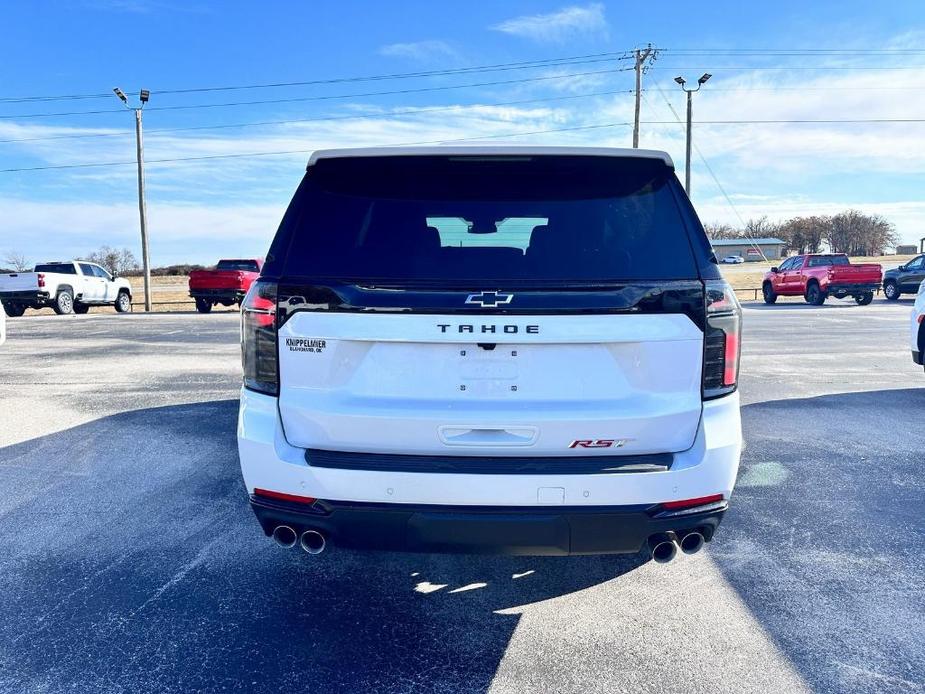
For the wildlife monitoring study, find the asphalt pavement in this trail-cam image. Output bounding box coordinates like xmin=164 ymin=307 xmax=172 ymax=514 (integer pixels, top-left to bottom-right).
xmin=0 ymin=300 xmax=922 ymax=694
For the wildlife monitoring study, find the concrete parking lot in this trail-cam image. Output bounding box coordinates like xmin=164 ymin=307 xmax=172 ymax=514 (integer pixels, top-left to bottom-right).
xmin=0 ymin=301 xmax=923 ymax=693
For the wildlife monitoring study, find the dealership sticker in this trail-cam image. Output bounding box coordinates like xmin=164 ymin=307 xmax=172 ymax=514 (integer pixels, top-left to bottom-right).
xmin=286 ymin=337 xmax=326 ymax=354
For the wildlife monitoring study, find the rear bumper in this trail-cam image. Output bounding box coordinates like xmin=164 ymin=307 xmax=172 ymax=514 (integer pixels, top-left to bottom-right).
xmin=237 ymin=388 xmax=742 ymax=554
xmin=189 ymin=288 xmax=246 ymax=301
xmin=825 ymin=282 xmax=880 ymax=294
xmin=0 ymin=290 xmax=48 ymax=303
xmin=250 ymin=496 xmax=726 ymax=555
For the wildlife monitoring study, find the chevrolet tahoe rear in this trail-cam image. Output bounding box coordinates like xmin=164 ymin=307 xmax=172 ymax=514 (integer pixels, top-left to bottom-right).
xmin=237 ymin=146 xmax=743 ymax=561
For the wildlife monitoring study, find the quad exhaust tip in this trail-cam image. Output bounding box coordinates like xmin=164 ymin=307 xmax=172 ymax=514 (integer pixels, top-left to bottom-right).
xmin=272 ymin=525 xmax=297 ymax=549
xmin=300 ymin=530 xmax=326 ymax=555
xmin=649 ymin=534 xmax=678 ymax=563
xmin=680 ymin=531 xmax=705 ymax=555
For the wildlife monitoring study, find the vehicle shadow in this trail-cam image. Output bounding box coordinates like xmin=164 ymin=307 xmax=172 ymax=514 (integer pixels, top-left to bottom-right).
xmin=0 ymin=400 xmax=647 ymax=694
xmin=714 ymin=388 xmax=925 ymax=693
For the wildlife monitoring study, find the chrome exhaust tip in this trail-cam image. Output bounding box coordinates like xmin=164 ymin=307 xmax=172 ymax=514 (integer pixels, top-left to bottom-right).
xmin=300 ymin=530 xmax=326 ymax=555
xmin=272 ymin=525 xmax=297 ymax=549
xmin=680 ymin=531 xmax=705 ymax=555
xmin=649 ymin=534 xmax=677 ymax=564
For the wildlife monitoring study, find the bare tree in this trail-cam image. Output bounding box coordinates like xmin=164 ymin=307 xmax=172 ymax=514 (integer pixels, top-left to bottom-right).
xmin=777 ymin=216 xmax=828 ymax=254
xmin=826 ymin=210 xmax=898 ymax=256
xmin=2 ymin=250 xmax=31 ymax=271
xmin=84 ymin=246 xmax=139 ymax=276
xmin=702 ymin=221 xmax=736 ymax=239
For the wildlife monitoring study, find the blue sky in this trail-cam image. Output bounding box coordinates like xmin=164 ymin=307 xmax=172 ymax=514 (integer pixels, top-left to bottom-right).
xmin=1 ymin=0 xmax=924 ymax=265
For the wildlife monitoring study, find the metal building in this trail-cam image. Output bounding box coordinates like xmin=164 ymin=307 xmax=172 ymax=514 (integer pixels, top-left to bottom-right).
xmin=710 ymin=237 xmax=786 ymax=262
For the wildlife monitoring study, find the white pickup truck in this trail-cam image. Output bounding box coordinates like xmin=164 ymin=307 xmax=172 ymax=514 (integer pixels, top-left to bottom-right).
xmin=0 ymin=261 xmax=133 ymax=316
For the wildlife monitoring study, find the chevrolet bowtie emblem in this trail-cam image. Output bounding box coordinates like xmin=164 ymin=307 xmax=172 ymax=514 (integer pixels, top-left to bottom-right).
xmin=465 ymin=291 xmax=514 ymax=308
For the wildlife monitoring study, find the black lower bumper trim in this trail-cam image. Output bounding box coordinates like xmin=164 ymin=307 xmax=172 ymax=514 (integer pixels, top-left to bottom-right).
xmin=827 ymin=283 xmax=880 ymax=294
xmin=304 ymin=449 xmax=672 ymax=474
xmin=249 ymin=496 xmax=726 ymax=556
xmin=914 ymin=350 xmax=922 ymax=366
xmin=189 ymin=289 xmax=246 ymax=301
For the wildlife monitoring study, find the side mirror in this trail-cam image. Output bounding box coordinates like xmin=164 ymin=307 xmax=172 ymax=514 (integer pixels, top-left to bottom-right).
xmin=897 ymin=265 xmax=906 ymax=272
xmin=770 ymin=267 xmax=779 ymax=273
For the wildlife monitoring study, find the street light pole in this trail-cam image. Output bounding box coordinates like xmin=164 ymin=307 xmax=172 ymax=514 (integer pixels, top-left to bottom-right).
xmin=673 ymin=73 xmax=711 ymax=197
xmin=114 ymin=87 xmax=152 ymax=312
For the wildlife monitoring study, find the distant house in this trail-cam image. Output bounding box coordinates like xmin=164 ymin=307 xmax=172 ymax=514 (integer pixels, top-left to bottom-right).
xmin=895 ymin=245 xmax=918 ymax=255
xmin=710 ymin=237 xmax=786 ymax=262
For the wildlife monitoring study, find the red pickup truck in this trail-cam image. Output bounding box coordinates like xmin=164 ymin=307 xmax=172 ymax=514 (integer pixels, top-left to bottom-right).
xmin=188 ymin=258 xmax=262 ymax=313
xmin=762 ymin=254 xmax=882 ymax=306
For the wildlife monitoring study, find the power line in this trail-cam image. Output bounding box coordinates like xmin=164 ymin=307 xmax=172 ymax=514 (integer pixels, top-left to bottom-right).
xmin=0 ymin=121 xmax=639 ymax=173
xmin=0 ymin=51 xmax=635 ymax=104
xmin=0 ymin=67 xmax=634 ymax=120
xmin=0 ymin=89 xmax=636 ymax=144
xmin=5 ymin=115 xmax=925 ymax=175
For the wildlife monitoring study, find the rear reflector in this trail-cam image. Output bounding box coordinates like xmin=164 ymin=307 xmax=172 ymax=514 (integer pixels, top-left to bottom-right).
xmin=661 ymin=494 xmax=724 ymax=510
xmin=253 ymin=488 xmax=317 ymax=505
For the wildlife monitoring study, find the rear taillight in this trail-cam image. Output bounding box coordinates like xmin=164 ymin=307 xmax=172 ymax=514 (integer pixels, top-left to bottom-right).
xmin=703 ymin=279 xmax=742 ymax=399
xmin=37 ymin=273 xmax=45 ymax=288
xmin=241 ymin=279 xmax=278 ymax=395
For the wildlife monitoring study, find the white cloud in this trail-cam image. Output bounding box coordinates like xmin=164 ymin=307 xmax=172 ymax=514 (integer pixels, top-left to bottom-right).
xmin=378 ymin=40 xmax=459 ymax=62
xmin=490 ymin=3 xmax=608 ymax=43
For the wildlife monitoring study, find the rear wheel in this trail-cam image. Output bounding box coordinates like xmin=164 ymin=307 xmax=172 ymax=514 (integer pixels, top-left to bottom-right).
xmin=855 ymin=292 xmax=873 ymax=306
xmin=73 ymin=303 xmax=90 ymax=314
xmin=883 ymin=280 xmax=900 ymax=301
xmin=805 ymin=282 xmax=826 ymax=306
xmin=53 ymin=289 xmax=74 ymax=315
xmin=2 ymin=303 xmax=25 ymax=317
xmin=762 ymin=282 xmax=777 ymax=304
xmin=195 ymin=298 xmax=213 ymax=313
xmin=115 ymin=291 xmax=132 ymax=313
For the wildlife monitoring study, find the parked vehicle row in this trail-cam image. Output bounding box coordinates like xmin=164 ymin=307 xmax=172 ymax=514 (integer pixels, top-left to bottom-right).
xmin=0 ymin=261 xmax=133 ymax=316
xmin=762 ymin=253 xmax=882 ymax=305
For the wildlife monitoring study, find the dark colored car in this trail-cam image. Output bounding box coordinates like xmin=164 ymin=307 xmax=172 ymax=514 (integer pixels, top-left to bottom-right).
xmin=883 ymin=254 xmax=925 ymax=300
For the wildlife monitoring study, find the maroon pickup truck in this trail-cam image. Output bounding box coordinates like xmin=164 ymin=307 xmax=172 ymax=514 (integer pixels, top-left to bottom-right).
xmin=188 ymin=258 xmax=262 ymax=313
xmin=762 ymin=254 xmax=882 ymax=306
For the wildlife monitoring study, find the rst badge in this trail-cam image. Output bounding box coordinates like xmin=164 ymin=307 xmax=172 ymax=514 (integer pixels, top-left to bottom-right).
xmin=569 ymin=439 xmax=629 ymax=449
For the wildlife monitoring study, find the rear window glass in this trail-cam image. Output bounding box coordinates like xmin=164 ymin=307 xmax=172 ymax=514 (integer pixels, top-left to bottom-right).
xmin=34 ymin=263 xmax=76 ymax=274
xmin=217 ymin=259 xmax=260 ymax=271
xmin=275 ymin=155 xmax=703 ymax=285
xmin=808 ymin=256 xmax=849 ymax=267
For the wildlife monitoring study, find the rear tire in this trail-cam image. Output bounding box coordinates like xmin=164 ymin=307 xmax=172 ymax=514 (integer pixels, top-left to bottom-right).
xmin=115 ymin=291 xmax=132 ymax=313
xmin=73 ymin=303 xmax=90 ymax=314
xmin=195 ymin=298 xmax=213 ymax=314
xmin=855 ymin=292 xmax=873 ymax=306
xmin=883 ymin=281 xmax=900 ymax=301
xmin=53 ymin=289 xmax=74 ymax=315
xmin=805 ymin=282 xmax=826 ymax=306
xmin=762 ymin=282 xmax=777 ymax=304
xmin=2 ymin=303 xmax=25 ymax=317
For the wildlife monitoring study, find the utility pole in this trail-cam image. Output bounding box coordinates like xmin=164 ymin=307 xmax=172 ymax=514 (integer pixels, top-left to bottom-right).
xmin=632 ymin=44 xmax=655 ymax=148
xmin=673 ymin=73 xmax=711 ymax=196
xmin=113 ymin=87 xmax=152 ymax=312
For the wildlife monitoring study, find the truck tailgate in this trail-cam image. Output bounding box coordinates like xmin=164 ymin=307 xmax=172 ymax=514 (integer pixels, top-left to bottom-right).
xmin=829 ymin=264 xmax=882 ymax=283
xmin=0 ymin=273 xmax=39 ymax=293
xmin=189 ymin=270 xmax=246 ymax=290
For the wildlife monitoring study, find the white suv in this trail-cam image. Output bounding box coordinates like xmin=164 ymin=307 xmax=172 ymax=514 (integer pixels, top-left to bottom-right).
xmin=237 ymin=146 xmax=743 ymax=561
